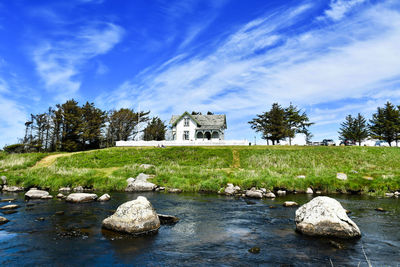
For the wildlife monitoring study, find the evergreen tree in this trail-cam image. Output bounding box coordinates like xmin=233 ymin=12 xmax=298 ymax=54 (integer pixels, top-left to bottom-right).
xmin=284 ymin=103 xmax=313 ymax=145
xmin=143 ymin=117 xmax=167 ymax=141
xmin=370 ymin=102 xmax=399 ymax=146
xmin=60 ymin=99 xmax=83 ymax=152
xmin=339 ymin=113 xmax=369 ymax=146
xmin=81 ymin=102 xmax=106 ymax=149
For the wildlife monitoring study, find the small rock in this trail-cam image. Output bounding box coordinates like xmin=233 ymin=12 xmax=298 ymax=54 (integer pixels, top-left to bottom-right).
xmin=277 ymin=190 xmax=286 ymax=196
xmin=57 ymin=193 xmax=65 ymax=199
xmin=2 ymin=210 xmax=17 ymax=215
xmin=2 ymin=185 xmax=24 ymax=192
xmin=0 ymin=216 xmax=9 ymax=225
xmin=140 ymin=164 xmax=155 ymax=169
xmin=265 ymin=192 xmax=276 ymax=198
xmin=283 ymin=201 xmax=298 ymax=207
xmin=98 ymin=194 xmax=111 ymax=202
xmin=136 ymin=173 xmax=152 ymax=181
xmin=66 ymin=193 xmax=98 ymax=203
xmin=55 ymin=211 xmax=65 ymax=215
xmin=59 ymin=187 xmax=71 ymax=192
xmin=168 ymin=188 xmax=182 ymax=193
xmin=0 ymin=198 xmax=15 ymax=202
xmin=158 ymin=214 xmax=179 ymax=225
xmin=41 ymin=195 xmax=53 ymax=199
xmin=296 ymin=175 xmax=306 ymax=179
xmin=25 ymin=189 xmax=50 ymax=199
xmin=316 ymin=190 xmax=322 ymax=194
xmin=125 ymin=173 xmax=157 ymax=192
xmin=245 ymin=188 xmax=263 ymax=199
xmin=158 ymin=187 xmax=165 ymax=191
xmin=0 ymin=204 xmax=19 ymax=210
xmin=0 ymin=176 xmax=7 ymax=185
xmin=375 ymin=208 xmax=386 ymax=212
xmin=73 ymin=186 xmax=84 ymax=192
xmin=385 ymin=193 xmax=394 ymax=197
xmin=336 ymin=173 xmax=347 ymax=180
xmin=394 ymin=191 xmax=400 ymax=196
xmin=306 ymin=188 xmax=313 ymax=194
xmin=126 ymin=177 xmax=135 ymax=184
xmin=225 ymin=183 xmax=240 ymax=195
xmin=248 ymin=247 xmax=260 ymax=254
xmin=35 ymin=217 xmax=45 ymax=221
xmin=260 ymin=188 xmax=267 ymax=193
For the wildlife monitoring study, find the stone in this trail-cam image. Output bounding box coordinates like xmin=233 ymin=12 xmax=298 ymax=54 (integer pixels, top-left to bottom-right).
xmin=158 ymin=214 xmax=179 ymax=225
xmin=98 ymin=194 xmax=111 ymax=202
xmin=73 ymin=186 xmax=84 ymax=192
xmin=245 ymin=188 xmax=263 ymax=199
xmin=224 ymin=183 xmax=240 ymax=195
xmin=168 ymin=188 xmax=182 ymax=193
xmin=0 ymin=216 xmax=9 ymax=225
xmin=25 ymin=189 xmax=50 ymax=199
xmin=248 ymin=247 xmax=260 ymax=254
xmin=136 ymin=173 xmax=152 ymax=181
xmin=0 ymin=204 xmax=19 ymax=210
xmin=140 ymin=164 xmax=155 ymax=169
xmin=55 ymin=211 xmax=65 ymax=215
xmin=125 ymin=173 xmax=157 ymax=192
xmin=306 ymin=188 xmax=313 ymax=194
xmin=316 ymin=190 xmax=322 ymax=194
xmin=41 ymin=195 xmax=53 ymax=199
xmin=1 ymin=176 xmax=7 ymax=185
xmin=102 ymin=196 xmax=160 ymax=235
xmin=158 ymin=187 xmax=165 ymax=191
xmin=296 ymin=175 xmax=306 ymax=179
xmin=260 ymin=188 xmax=267 ymax=193
xmin=126 ymin=177 xmax=135 ymax=184
xmin=385 ymin=193 xmax=394 ymax=197
xmin=277 ymin=190 xmax=286 ymax=196
xmin=265 ymin=192 xmax=276 ymax=198
xmin=375 ymin=208 xmax=386 ymax=212
xmin=283 ymin=201 xmax=298 ymax=207
xmin=2 ymin=185 xmax=24 ymax=192
xmin=395 ymin=191 xmax=400 ymax=196
xmin=59 ymin=187 xmax=71 ymax=192
xmin=0 ymin=198 xmax=15 ymax=202
xmin=65 ymin=193 xmax=98 ymax=203
xmin=57 ymin=193 xmax=65 ymax=199
xmin=336 ymin=173 xmax=347 ymax=180
xmin=363 ymin=176 xmax=373 ymax=181
xmin=295 ymin=196 xmax=361 ymax=239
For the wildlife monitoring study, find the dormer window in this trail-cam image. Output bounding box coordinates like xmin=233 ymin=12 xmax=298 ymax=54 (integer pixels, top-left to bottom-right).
xmin=184 ymin=118 xmax=189 ymax=127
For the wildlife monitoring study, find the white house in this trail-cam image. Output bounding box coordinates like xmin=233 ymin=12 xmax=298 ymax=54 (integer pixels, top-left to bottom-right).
xmin=170 ymin=112 xmax=227 ymax=141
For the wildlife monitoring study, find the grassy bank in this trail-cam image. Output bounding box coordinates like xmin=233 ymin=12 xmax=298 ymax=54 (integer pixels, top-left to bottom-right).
xmin=1 ymin=146 xmax=399 ymax=195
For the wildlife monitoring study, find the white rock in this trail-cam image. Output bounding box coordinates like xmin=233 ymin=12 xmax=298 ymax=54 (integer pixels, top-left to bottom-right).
xmin=265 ymin=192 xmax=276 ymax=198
xmin=1 ymin=176 xmax=7 ymax=185
xmin=25 ymin=189 xmax=50 ymax=199
xmin=73 ymin=186 xmax=84 ymax=192
xmin=306 ymin=188 xmax=313 ymax=194
xmin=225 ymin=183 xmax=240 ymax=195
xmin=0 ymin=216 xmax=9 ymax=225
xmin=57 ymin=193 xmax=65 ymax=198
xmin=102 ymin=196 xmax=160 ymax=235
xmin=125 ymin=173 xmax=156 ymax=192
xmin=395 ymin=191 xmax=400 ymax=196
xmin=296 ymin=175 xmax=306 ymax=179
xmin=59 ymin=187 xmax=71 ymax=192
xmin=260 ymin=188 xmax=267 ymax=193
xmin=136 ymin=173 xmax=152 ymax=181
xmin=336 ymin=173 xmax=347 ymax=180
xmin=126 ymin=177 xmax=135 ymax=184
xmin=245 ymin=189 xmax=263 ymax=199
xmin=98 ymin=194 xmax=111 ymax=202
xmin=66 ymin=193 xmax=98 ymax=203
xmin=283 ymin=201 xmax=298 ymax=207
xmin=168 ymin=188 xmax=182 ymax=193
xmin=2 ymin=185 xmax=24 ymax=192
xmin=385 ymin=192 xmax=394 ymax=197
xmin=277 ymin=190 xmax=286 ymax=196
xmin=41 ymin=195 xmax=53 ymax=199
xmin=295 ymin=196 xmax=361 ymax=238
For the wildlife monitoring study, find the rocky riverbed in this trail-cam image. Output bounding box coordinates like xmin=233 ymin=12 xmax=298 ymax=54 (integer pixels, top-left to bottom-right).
xmin=0 ymin=191 xmax=399 ymax=266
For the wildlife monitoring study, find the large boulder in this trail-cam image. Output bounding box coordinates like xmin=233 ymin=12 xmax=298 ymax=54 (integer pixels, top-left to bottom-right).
xmin=295 ymin=196 xmax=361 ymax=239
xmin=225 ymin=183 xmax=241 ymax=195
xmin=2 ymin=185 xmax=24 ymax=192
xmin=65 ymin=193 xmax=98 ymax=203
xmin=102 ymin=196 xmax=160 ymax=235
xmin=125 ymin=173 xmax=156 ymax=192
xmin=25 ymin=189 xmax=50 ymax=199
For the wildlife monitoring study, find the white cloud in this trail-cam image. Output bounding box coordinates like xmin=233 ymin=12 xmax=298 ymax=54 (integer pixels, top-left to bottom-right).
xmin=321 ymin=0 xmax=366 ymax=21
xmin=98 ymin=1 xmax=400 ymax=141
xmin=0 ymin=95 xmax=27 ymax=147
xmin=32 ymin=22 xmax=124 ymax=98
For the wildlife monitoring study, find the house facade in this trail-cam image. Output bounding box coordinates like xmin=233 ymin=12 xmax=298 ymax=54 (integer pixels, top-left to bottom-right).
xmin=170 ymin=112 xmax=227 ymax=141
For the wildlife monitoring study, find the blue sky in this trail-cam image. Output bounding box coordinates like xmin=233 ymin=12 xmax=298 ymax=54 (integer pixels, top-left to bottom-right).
xmin=1 ymin=0 xmax=400 ymax=147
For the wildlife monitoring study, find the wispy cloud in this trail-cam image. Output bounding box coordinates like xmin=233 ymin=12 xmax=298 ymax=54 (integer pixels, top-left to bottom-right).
xmin=98 ymin=0 xmax=400 ymax=141
xmin=32 ymin=22 xmax=124 ymax=99
xmin=321 ymin=0 xmax=366 ymax=21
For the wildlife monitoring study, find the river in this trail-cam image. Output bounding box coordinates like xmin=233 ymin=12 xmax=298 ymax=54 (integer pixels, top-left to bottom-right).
xmin=0 ymin=191 xmax=399 ymax=266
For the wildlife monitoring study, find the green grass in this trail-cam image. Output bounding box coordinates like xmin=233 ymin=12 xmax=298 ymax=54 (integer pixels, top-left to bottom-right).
xmin=1 ymin=146 xmax=399 ymax=195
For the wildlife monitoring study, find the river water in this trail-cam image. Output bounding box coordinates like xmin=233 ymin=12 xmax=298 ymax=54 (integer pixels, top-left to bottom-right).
xmin=0 ymin=191 xmax=399 ymax=266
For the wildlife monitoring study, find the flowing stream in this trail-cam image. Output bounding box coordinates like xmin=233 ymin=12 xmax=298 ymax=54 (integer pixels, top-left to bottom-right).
xmin=0 ymin=191 xmax=399 ymax=266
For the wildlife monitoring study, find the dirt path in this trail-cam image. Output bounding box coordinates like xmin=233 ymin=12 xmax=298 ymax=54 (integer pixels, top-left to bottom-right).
xmin=232 ymin=149 xmax=240 ymax=168
xmin=33 ymin=152 xmax=78 ymax=168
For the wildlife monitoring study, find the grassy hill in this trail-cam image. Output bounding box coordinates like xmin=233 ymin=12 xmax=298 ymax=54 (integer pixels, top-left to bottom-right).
xmin=1 ymin=146 xmax=399 ymax=195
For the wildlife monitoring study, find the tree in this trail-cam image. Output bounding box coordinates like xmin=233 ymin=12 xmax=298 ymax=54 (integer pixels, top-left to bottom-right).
xmin=191 ymin=111 xmax=202 ymax=115
xmin=143 ymin=117 xmax=167 ymax=141
xmin=284 ymin=103 xmax=313 ymax=145
xmin=369 ymin=102 xmax=400 ymax=146
xmin=59 ymin=99 xmax=83 ymax=152
xmin=338 ymin=113 xmax=369 ymax=146
xmin=80 ymin=102 xmax=106 ymax=149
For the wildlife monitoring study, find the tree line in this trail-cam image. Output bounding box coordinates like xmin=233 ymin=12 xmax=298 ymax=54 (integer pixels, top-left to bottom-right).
xmin=5 ymin=99 xmax=167 ymax=153
xmin=339 ymin=101 xmax=400 ymax=146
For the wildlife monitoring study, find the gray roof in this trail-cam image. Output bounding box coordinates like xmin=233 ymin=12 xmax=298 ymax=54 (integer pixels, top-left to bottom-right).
xmin=170 ymin=112 xmax=227 ymax=129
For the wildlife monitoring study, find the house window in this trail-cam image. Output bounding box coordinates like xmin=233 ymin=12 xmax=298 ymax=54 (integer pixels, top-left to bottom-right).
xmin=184 ymin=131 xmax=189 ymax=140
xmin=184 ymin=118 xmax=189 ymax=127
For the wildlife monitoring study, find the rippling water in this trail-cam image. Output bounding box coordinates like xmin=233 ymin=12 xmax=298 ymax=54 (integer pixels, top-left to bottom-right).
xmin=0 ymin=191 xmax=399 ymax=266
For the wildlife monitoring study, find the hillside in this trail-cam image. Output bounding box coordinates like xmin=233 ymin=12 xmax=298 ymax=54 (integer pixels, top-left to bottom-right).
xmin=1 ymin=146 xmax=399 ymax=194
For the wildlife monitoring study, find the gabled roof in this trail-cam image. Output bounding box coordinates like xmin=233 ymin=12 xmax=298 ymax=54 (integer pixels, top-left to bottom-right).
xmin=170 ymin=112 xmax=227 ymax=129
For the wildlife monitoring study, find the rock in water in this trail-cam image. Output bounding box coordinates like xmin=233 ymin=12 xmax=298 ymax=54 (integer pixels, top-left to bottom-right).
xmin=125 ymin=173 xmax=156 ymax=192
xmin=306 ymin=188 xmax=313 ymax=194
xmin=283 ymin=201 xmax=298 ymax=207
xmin=158 ymin=214 xmax=179 ymax=225
xmin=0 ymin=204 xmax=19 ymax=210
xmin=102 ymin=196 xmax=160 ymax=235
xmin=98 ymin=194 xmax=111 ymax=202
xmin=2 ymin=185 xmax=24 ymax=192
xmin=245 ymin=188 xmax=263 ymax=199
xmin=265 ymin=192 xmax=276 ymax=198
xmin=0 ymin=216 xmax=9 ymax=225
xmin=295 ymin=196 xmax=361 ymax=239
xmin=25 ymin=189 xmax=50 ymax=199
xmin=65 ymin=193 xmax=98 ymax=203
xmin=224 ymin=183 xmax=240 ymax=195
xmin=277 ymin=190 xmax=286 ymax=196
